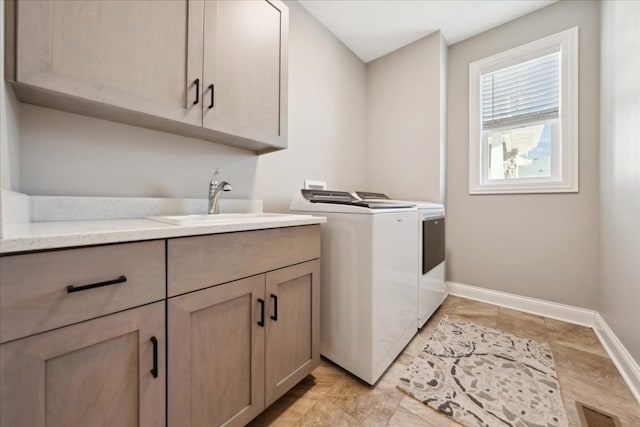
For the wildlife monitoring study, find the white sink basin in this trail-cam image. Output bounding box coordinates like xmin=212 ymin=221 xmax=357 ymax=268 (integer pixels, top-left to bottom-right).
xmin=147 ymin=213 xmax=305 ymax=226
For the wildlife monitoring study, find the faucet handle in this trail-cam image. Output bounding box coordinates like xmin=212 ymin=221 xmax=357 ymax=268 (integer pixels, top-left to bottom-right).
xmin=211 ymin=168 xmax=222 ymax=185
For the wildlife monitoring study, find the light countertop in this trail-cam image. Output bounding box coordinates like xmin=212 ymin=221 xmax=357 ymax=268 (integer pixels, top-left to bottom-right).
xmin=0 ymin=215 xmax=326 ymax=254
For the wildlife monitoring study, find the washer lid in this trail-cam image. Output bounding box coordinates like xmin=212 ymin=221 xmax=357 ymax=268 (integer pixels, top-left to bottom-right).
xmin=301 ymin=190 xmax=414 ymax=209
xmin=290 ymin=190 xmax=417 ymax=213
xmin=354 ymin=191 xmax=391 ymax=200
xmin=354 ymin=191 xmax=443 ymax=211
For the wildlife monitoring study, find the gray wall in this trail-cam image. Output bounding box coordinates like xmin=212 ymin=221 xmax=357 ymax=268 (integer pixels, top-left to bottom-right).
xmin=599 ymin=0 xmax=640 ymax=363
xmin=15 ymin=1 xmax=368 ymax=213
xmin=446 ymin=0 xmax=600 ymax=309
xmin=366 ymin=32 xmax=446 ymax=203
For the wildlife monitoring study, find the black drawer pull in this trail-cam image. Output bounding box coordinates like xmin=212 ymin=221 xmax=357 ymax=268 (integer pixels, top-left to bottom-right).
xmin=270 ymin=294 xmax=278 ymax=321
xmin=257 ymin=298 xmax=265 ymax=327
xmin=66 ymin=275 xmax=127 ymax=293
xmin=208 ymin=84 xmax=215 ymax=109
xmin=150 ymin=336 xmax=158 ymax=378
xmin=193 ymin=78 xmax=200 ymax=105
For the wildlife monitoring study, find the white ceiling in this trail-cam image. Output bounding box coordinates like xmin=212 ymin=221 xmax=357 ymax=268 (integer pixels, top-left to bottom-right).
xmin=298 ymin=0 xmax=557 ymax=63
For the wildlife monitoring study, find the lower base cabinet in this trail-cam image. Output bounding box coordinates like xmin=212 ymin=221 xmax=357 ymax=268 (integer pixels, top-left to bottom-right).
xmin=169 ymin=274 xmax=266 ymax=427
xmin=0 ymin=225 xmax=320 ymax=426
xmin=168 ymin=259 xmax=320 ymax=427
xmin=265 ymin=261 xmax=320 ymax=406
xmin=0 ymin=301 xmax=166 ymax=427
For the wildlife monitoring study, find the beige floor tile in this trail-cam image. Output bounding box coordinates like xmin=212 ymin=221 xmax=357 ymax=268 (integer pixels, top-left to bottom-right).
xmin=451 ymin=313 xmax=498 ymax=329
xmin=438 ymin=295 xmax=465 ymax=310
xmin=395 ymin=352 xmax=416 ymax=366
xmin=562 ymin=387 xmax=640 ymax=427
xmin=615 ymin=410 xmax=640 ymax=427
xmin=377 ymin=361 xmax=410 ymax=391
xmin=551 ymin=342 xmax=640 ymax=426
xmin=559 ymin=393 xmax=584 ymax=427
xmin=304 ymin=362 xmax=348 ymax=396
xmin=552 ymin=341 xmax=631 ymax=397
xmin=249 ymin=361 xmax=346 ymax=426
xmin=440 ymin=296 xmax=499 ymax=328
xmin=401 ymin=310 xmax=447 ymax=357
xmin=441 ymin=294 xmax=497 ymax=311
xmin=325 ymin=374 xmax=403 ymax=427
xmin=248 ymin=374 xmax=329 ymax=426
xmin=250 ymin=296 xmax=640 ymax=427
xmin=419 ymin=309 xmax=447 ymax=337
xmin=292 ymin=400 xmax=363 ymax=427
xmin=398 ymin=395 xmax=463 ymax=427
xmin=248 ymin=393 xmax=320 ymax=427
xmin=496 ymin=307 xmax=548 ymax=342
xmin=402 ymin=328 xmax=433 ymax=357
xmin=386 ymin=405 xmax=435 ymax=427
xmin=545 ymin=317 xmax=609 ymax=358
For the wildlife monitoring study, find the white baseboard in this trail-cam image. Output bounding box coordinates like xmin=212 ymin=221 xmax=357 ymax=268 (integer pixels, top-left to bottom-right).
xmin=446 ymin=281 xmax=596 ymax=326
xmin=593 ymin=313 xmax=640 ymax=404
xmin=446 ymin=281 xmax=640 ymax=405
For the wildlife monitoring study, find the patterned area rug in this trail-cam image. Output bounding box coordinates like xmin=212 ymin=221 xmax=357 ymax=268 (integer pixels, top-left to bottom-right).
xmin=398 ymin=316 xmax=569 ymax=427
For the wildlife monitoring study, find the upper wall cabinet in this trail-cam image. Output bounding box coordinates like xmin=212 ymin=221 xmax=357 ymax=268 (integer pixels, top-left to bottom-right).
xmin=11 ymin=0 xmax=201 ymax=127
xmin=201 ymin=0 xmax=287 ymax=148
xmin=5 ymin=0 xmax=288 ymax=153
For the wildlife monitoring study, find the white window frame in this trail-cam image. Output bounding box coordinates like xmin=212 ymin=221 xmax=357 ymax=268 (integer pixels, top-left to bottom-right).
xmin=469 ymin=27 xmax=579 ymax=194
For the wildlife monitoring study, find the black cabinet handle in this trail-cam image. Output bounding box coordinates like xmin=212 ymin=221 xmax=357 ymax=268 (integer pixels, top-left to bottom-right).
xmin=208 ymin=84 xmax=215 ymax=109
xmin=67 ymin=275 xmax=127 ymax=293
xmin=150 ymin=336 xmax=158 ymax=378
xmin=270 ymin=294 xmax=278 ymax=321
xmin=193 ymin=78 xmax=200 ymax=105
xmin=257 ymin=298 xmax=265 ymax=327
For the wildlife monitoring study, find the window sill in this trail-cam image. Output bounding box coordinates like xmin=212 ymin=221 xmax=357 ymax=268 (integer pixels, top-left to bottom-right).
xmin=469 ymin=181 xmax=579 ymax=195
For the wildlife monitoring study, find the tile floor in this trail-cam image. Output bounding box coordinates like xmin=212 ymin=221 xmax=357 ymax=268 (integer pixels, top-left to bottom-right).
xmin=249 ymin=295 xmax=640 ymax=426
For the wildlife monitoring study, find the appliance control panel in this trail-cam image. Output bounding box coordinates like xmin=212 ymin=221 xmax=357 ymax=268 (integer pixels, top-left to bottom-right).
xmin=301 ymin=189 xmax=358 ymax=203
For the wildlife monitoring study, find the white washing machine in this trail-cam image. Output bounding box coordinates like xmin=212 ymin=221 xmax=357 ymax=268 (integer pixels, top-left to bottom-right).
xmin=356 ymin=192 xmax=446 ymax=329
xmin=290 ymin=190 xmax=418 ymax=385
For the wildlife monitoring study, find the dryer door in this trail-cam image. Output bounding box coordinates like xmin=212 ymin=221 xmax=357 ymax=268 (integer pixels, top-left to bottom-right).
xmin=422 ymin=217 xmax=445 ymax=274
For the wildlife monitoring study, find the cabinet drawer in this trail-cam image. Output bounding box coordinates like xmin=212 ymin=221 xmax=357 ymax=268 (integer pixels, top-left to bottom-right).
xmin=168 ymin=225 xmax=320 ymax=296
xmin=0 ymin=240 xmax=165 ymax=343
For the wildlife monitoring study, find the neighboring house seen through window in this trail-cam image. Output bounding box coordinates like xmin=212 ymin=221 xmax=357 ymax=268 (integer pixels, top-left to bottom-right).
xmin=469 ymin=27 xmax=578 ymax=194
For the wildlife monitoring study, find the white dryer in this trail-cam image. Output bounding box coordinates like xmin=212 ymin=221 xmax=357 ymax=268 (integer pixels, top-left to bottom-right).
xmin=355 ymin=192 xmax=446 ymax=329
xmin=290 ymin=190 xmax=418 ymax=385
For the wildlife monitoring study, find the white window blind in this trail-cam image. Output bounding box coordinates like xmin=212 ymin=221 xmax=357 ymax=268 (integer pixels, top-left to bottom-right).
xmin=481 ymin=52 xmax=560 ymax=130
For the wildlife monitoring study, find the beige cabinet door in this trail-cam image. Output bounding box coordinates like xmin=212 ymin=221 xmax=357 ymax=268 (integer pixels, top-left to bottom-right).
xmin=168 ymin=275 xmax=266 ymax=427
xmin=15 ymin=0 xmax=203 ymax=126
xmin=202 ymin=0 xmax=288 ymax=148
xmin=265 ymin=260 xmax=321 ymax=406
xmin=0 ymin=301 xmax=165 ymax=427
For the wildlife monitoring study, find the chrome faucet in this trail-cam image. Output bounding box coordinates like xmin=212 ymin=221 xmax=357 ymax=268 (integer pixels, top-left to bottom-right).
xmin=208 ymin=168 xmax=232 ymax=214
